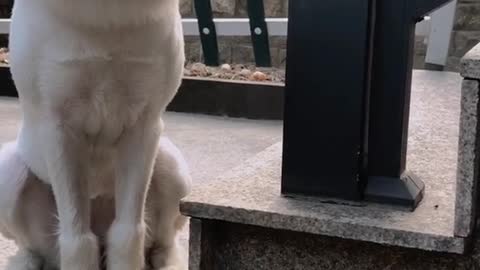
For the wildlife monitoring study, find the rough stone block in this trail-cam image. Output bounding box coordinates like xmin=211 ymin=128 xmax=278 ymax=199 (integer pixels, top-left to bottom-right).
xmin=236 ymin=0 xmax=284 ymax=17
xmin=185 ymin=38 xmax=203 ymax=63
xmin=189 ymin=219 xmax=203 ymax=270
xmin=231 ymin=45 xmax=255 ymax=64
xmin=283 ymin=0 xmax=288 ymax=16
xmin=272 ymin=48 xmax=287 ymax=68
xmin=450 ymin=31 xmax=480 ymax=59
xmin=179 ymin=0 xmax=193 ymax=17
xmin=454 ymin=3 xmax=480 ymax=31
xmin=269 ymin=37 xmax=287 ymax=49
xmin=455 ymin=79 xmax=480 ymax=237
xmin=189 ymin=220 xmax=480 ymax=270
xmin=216 ymin=39 xmax=233 ymax=64
xmin=446 ymin=57 xmax=462 ymax=72
xmin=211 ymin=0 xmax=236 ymax=17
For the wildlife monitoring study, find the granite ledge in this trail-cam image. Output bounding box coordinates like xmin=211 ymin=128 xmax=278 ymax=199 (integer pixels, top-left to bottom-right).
xmin=181 ymin=71 xmax=466 ymax=254
xmin=181 ymin=143 xmax=466 ymax=254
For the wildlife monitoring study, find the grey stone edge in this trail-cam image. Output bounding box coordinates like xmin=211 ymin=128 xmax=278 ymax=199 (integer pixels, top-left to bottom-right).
xmin=456 ymin=42 xmax=480 ymax=238
xmin=455 ymin=79 xmax=480 ymax=238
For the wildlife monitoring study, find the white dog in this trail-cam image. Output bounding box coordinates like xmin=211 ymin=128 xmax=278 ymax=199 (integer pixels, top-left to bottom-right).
xmin=1 ymin=0 xmax=188 ymax=269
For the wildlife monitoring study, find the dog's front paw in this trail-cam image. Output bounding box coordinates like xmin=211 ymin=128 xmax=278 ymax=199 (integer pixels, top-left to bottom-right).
xmin=150 ymin=244 xmax=187 ymax=270
xmin=6 ymin=250 xmax=43 ymax=270
xmin=59 ymin=231 xmax=100 ymax=270
xmin=107 ymin=222 xmax=146 ymax=270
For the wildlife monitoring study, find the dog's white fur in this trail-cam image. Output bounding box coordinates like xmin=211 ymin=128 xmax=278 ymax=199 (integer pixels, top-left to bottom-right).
xmin=0 ymin=138 xmax=191 ymax=270
xmin=2 ymin=0 xmax=188 ymax=269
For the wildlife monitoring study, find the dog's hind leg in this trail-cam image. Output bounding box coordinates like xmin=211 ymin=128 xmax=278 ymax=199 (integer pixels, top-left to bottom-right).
xmin=39 ymin=125 xmax=100 ymax=270
xmin=148 ymin=137 xmax=191 ymax=270
xmin=0 ymin=142 xmax=53 ymax=270
xmin=0 ymin=142 xmax=30 ymax=240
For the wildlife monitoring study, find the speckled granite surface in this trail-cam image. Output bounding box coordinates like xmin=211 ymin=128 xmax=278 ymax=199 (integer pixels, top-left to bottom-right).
xmin=190 ymin=220 xmax=480 ymax=270
xmin=461 ymin=44 xmax=480 ymax=79
xmin=182 ymin=71 xmax=465 ymax=254
xmin=183 ymin=143 xmax=465 ymax=254
xmin=455 ymin=79 xmax=480 ymax=238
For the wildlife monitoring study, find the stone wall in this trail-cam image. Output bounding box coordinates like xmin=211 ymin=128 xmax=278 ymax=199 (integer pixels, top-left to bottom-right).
xmin=447 ymin=0 xmax=480 ymax=71
xmin=180 ymin=0 xmax=288 ymax=18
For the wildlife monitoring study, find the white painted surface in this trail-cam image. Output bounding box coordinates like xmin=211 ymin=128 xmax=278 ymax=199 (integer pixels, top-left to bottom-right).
xmin=425 ymin=1 xmax=457 ymax=66
xmin=0 ymin=19 xmax=9 ymax=34
xmin=183 ymin=18 xmax=288 ymax=36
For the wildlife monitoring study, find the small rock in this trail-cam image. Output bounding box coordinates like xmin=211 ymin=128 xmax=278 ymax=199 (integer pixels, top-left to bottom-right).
xmin=239 ymin=69 xmax=252 ymax=77
xmin=220 ymin=63 xmax=232 ymax=71
xmin=234 ymin=64 xmax=246 ymax=70
xmin=0 ymin=48 xmax=9 ymax=64
xmin=250 ymin=71 xmax=267 ymax=81
xmin=190 ymin=63 xmax=208 ymax=76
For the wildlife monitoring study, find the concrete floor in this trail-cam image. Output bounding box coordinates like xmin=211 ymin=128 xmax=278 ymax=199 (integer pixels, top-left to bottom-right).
xmin=0 ymin=97 xmax=283 ymax=268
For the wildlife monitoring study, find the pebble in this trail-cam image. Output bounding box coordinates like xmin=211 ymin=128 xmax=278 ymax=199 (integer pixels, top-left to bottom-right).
xmin=220 ymin=63 xmax=232 ymax=71
xmin=0 ymin=48 xmax=8 ymax=64
xmin=183 ymin=62 xmax=285 ymax=83
xmin=190 ymin=63 xmax=208 ymax=77
xmin=250 ymin=71 xmax=267 ymax=81
xmin=239 ymin=69 xmax=252 ymax=77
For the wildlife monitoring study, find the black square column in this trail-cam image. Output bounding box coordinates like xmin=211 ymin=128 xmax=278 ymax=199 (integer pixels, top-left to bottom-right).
xmin=282 ymin=0 xmax=453 ymax=210
xmin=365 ymin=0 xmax=452 ymax=208
xmin=282 ymin=0 xmax=376 ymax=200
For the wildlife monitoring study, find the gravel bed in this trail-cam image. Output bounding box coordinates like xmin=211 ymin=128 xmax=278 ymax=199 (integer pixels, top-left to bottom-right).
xmin=184 ymin=62 xmax=285 ymax=83
xmin=0 ymin=50 xmax=286 ymax=83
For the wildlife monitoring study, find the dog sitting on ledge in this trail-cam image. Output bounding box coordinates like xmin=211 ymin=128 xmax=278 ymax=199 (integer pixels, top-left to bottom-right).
xmin=0 ymin=0 xmax=189 ymax=269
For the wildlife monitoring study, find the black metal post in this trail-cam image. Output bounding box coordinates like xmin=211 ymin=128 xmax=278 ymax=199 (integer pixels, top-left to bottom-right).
xmin=282 ymin=0 xmax=453 ymax=210
xmin=282 ymin=0 xmax=376 ymax=200
xmin=365 ymin=0 xmax=453 ymax=208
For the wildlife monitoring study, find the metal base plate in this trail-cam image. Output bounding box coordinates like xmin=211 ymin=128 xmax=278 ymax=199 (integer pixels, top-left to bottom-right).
xmin=365 ymin=172 xmax=425 ymax=211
